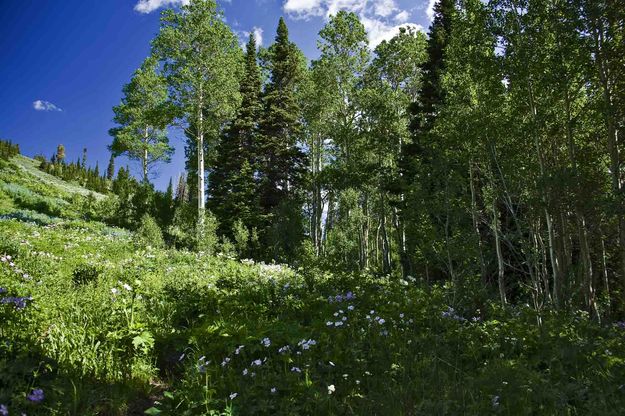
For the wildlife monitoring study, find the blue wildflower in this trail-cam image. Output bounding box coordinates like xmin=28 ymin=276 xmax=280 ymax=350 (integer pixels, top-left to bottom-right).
xmin=27 ymin=388 xmax=44 ymax=403
xmin=346 ymin=291 xmax=354 ymax=300
xmin=0 ymin=288 xmax=6 ymax=294
xmin=0 ymin=404 xmax=7 ymax=416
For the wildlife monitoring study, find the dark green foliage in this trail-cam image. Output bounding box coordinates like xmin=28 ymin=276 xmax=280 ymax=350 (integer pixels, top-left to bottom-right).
xmin=136 ymin=214 xmax=165 ymax=248
xmin=208 ymin=34 xmax=262 ymax=239
xmin=0 ymin=139 xmax=20 ymax=160
xmin=257 ymin=18 xmax=307 ymax=261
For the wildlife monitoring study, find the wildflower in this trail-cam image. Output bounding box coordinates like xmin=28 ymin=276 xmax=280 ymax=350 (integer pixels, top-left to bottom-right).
xmin=346 ymin=291 xmax=354 ymax=300
xmin=234 ymin=345 xmax=244 ymax=355
xmin=333 ymin=312 xmax=339 ymax=317
xmin=378 ymin=319 xmax=385 ymax=325
xmin=492 ymin=395 xmax=500 ymax=407
xmin=123 ymin=283 xmax=132 ymax=291
xmin=251 ymin=359 xmax=262 ymax=367
xmin=111 ymin=288 xmax=118 ymax=295
xmin=335 ymin=294 xmax=343 ymax=302
xmin=278 ymin=345 xmax=290 ymax=354
xmin=326 ymin=321 xmax=333 ymax=326
xmin=270 ymin=387 xmax=277 ymax=394
xmin=27 ymin=388 xmax=44 ymax=403
xmin=342 ymin=316 xmax=347 ymax=321
xmin=0 ymin=288 xmax=6 ymax=294
xmin=221 ymin=357 xmax=231 ymax=367
xmin=339 ymin=309 xmax=344 ymax=314
xmin=329 ymin=361 xmax=335 ymax=366
xmin=291 ymin=366 xmax=302 ymax=373
xmin=0 ymin=404 xmax=7 ymax=416
xmin=369 ymin=310 xmax=375 ymax=315
xmin=328 ymin=296 xmax=334 ymax=303
xmin=242 ymin=368 xmax=249 ymax=376
xmin=334 ymin=321 xmax=343 ymax=327
xmin=347 ymin=305 xmax=354 ymax=311
xmin=229 ymin=392 xmax=238 ymax=400
xmin=261 ymin=337 xmax=271 ymax=347
xmin=328 ymin=384 xmax=336 ymax=394
xmin=399 ymin=313 xmax=404 ymax=319
xmin=615 ymin=321 xmax=625 ymax=330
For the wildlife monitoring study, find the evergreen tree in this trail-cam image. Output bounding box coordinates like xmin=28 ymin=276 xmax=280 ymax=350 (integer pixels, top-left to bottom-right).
xmin=258 ymin=17 xmax=307 ymax=260
xmin=209 ymin=33 xmax=262 ymax=238
xmin=106 ymin=154 xmax=115 ymax=180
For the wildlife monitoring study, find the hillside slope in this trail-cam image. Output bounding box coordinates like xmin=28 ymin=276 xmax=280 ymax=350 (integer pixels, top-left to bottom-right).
xmin=0 ymin=155 xmax=106 ymax=220
xmin=0 ymin=158 xmax=624 ymax=415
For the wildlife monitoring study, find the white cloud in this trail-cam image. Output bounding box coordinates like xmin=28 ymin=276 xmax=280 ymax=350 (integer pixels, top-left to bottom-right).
xmin=283 ymin=0 xmax=324 ymax=19
xmin=426 ymin=0 xmax=437 ymax=21
xmin=373 ymin=0 xmax=397 ymax=17
xmin=253 ymin=27 xmax=264 ymax=46
xmin=362 ymin=16 xmax=422 ymax=47
xmin=394 ymin=10 xmax=410 ymax=23
xmin=282 ymin=0 xmax=422 ymax=48
xmin=134 ymin=0 xmax=190 ymax=14
xmin=33 ymin=100 xmax=62 ymax=112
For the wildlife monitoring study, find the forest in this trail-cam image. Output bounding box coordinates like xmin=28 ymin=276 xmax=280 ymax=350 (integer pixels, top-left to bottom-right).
xmin=98 ymin=0 xmax=625 ymax=318
xmin=1 ymin=0 xmax=625 ymax=414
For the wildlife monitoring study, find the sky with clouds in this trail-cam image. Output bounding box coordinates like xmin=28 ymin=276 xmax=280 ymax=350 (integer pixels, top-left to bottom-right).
xmin=0 ymin=0 xmax=435 ymax=190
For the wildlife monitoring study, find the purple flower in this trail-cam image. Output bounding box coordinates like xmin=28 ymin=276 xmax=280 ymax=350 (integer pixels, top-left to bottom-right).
xmin=615 ymin=321 xmax=625 ymax=330
xmin=335 ymin=294 xmax=343 ymax=303
xmin=345 ymin=291 xmax=354 ymax=300
xmin=27 ymin=388 xmax=44 ymax=403
xmin=0 ymin=404 xmax=7 ymax=416
xmin=0 ymin=288 xmax=6 ymax=294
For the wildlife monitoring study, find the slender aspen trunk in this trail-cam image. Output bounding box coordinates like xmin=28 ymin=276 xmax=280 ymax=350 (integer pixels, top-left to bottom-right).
xmin=380 ymin=200 xmax=391 ymax=275
xmin=197 ymin=92 xmax=205 ymax=226
xmin=143 ymin=126 xmax=149 ymax=183
xmin=492 ymin=197 xmax=506 ymax=306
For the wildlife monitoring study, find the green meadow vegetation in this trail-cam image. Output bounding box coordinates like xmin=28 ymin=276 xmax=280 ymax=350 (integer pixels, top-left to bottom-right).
xmin=0 ymin=153 xmax=624 ymax=415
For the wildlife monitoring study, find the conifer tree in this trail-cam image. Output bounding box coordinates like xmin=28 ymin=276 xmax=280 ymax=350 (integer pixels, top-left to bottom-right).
xmin=258 ymin=17 xmax=307 ymax=260
xmin=209 ymin=33 xmax=262 ymax=237
xmin=106 ymin=154 xmax=115 ymax=180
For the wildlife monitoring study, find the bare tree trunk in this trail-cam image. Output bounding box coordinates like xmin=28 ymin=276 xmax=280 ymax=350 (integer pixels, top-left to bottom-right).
xmin=143 ymin=126 xmax=149 ymax=183
xmin=197 ymin=94 xmax=205 ymax=226
xmin=492 ymin=197 xmax=507 ymax=306
xmin=380 ymin=197 xmax=391 ymax=275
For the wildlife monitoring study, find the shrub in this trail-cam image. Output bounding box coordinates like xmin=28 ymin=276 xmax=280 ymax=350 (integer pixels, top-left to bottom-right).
xmin=136 ymin=214 xmax=165 ymax=249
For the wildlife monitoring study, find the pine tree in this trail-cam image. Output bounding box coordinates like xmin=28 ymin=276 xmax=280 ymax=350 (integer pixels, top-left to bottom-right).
xmin=209 ymin=33 xmax=262 ymax=237
xmin=107 ymin=154 xmax=115 ymax=180
xmin=257 ymin=17 xmax=307 ymax=260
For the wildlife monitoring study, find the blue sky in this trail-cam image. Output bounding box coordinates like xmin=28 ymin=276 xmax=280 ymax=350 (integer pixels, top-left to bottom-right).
xmin=0 ymin=0 xmax=434 ymax=190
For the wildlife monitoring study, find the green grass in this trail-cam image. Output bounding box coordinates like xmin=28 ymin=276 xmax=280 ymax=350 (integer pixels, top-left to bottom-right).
xmin=0 ymin=157 xmax=624 ymax=415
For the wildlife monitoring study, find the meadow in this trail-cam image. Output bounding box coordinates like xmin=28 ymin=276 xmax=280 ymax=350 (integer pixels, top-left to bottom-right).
xmin=1 ymin=155 xmax=625 ymax=415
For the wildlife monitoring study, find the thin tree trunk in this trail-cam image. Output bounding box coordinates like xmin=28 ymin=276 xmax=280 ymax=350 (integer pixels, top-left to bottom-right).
xmin=143 ymin=126 xmax=149 ymax=183
xmin=492 ymin=196 xmax=507 ymax=306
xmin=197 ymin=93 xmax=205 ymax=226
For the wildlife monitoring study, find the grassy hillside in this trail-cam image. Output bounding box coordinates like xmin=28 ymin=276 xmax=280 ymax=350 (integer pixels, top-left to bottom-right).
xmin=0 ymin=155 xmax=105 ymax=221
xmin=0 ymin=158 xmax=624 ymax=415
